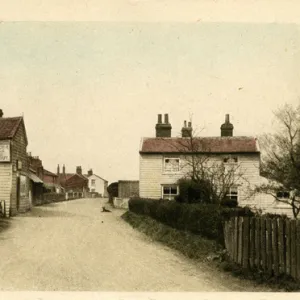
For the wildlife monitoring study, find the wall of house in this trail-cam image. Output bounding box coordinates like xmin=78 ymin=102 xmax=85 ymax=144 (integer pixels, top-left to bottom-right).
xmin=88 ymin=175 xmax=107 ymax=197
xmin=10 ymin=123 xmax=30 ymax=215
xmin=0 ymin=162 xmax=12 ymax=217
xmin=139 ymin=153 xmax=262 ymax=203
xmin=43 ymin=174 xmax=57 ymax=185
xmin=65 ymin=175 xmax=88 ymax=194
xmin=118 ymin=180 xmax=139 ymax=198
xmin=139 ymin=154 xmax=184 ymax=199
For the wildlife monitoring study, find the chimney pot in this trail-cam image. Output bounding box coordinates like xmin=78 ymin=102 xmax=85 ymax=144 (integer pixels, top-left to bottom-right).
xmin=221 ymin=114 xmax=234 ymax=137
xmin=157 ymin=114 xmax=162 ymax=124
xmin=164 ymin=114 xmax=169 ymax=124
xmin=182 ymin=120 xmax=193 ymax=137
xmin=155 ymin=113 xmax=172 ymax=137
xmin=225 ymin=114 xmax=230 ymax=123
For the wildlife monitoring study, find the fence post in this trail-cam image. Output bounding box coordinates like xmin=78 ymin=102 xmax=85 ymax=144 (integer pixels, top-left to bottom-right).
xmin=272 ymin=218 xmax=279 ymax=276
xmin=242 ymin=217 xmax=250 ymax=269
xmin=286 ymin=219 xmax=291 ymax=276
xmin=249 ymin=217 xmax=255 ymax=269
xmin=255 ymin=217 xmax=261 ymax=269
xmin=261 ymin=218 xmax=267 ymax=271
xmin=291 ymin=220 xmax=297 ymax=280
xmin=230 ymin=218 xmax=235 ymax=261
xmin=266 ymin=218 xmax=273 ymax=275
xmin=238 ymin=217 xmax=243 ymax=265
xmin=296 ymin=220 xmax=300 ymax=281
xmin=278 ymin=218 xmax=285 ymax=274
xmin=234 ymin=217 xmax=239 ymax=263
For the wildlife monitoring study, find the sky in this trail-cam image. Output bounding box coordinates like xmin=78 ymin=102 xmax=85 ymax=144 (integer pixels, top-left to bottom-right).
xmin=0 ymin=20 xmax=300 ymax=183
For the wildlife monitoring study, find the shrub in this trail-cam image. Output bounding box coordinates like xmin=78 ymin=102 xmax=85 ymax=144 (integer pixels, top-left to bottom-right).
xmin=107 ymin=182 xmax=119 ymax=203
xmin=176 ymin=178 xmax=213 ymax=204
xmin=128 ymin=197 xmax=254 ymax=245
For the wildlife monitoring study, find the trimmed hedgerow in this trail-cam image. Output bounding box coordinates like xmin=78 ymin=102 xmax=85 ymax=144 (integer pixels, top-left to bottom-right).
xmin=128 ymin=197 xmax=254 ymax=245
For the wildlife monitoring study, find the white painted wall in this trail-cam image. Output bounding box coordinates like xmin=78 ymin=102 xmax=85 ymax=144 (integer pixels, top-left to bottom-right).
xmin=0 ymin=163 xmax=12 ymax=216
xmin=88 ymin=174 xmax=107 ymax=197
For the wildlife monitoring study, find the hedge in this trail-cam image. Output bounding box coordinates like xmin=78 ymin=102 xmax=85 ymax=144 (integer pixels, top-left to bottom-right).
xmin=128 ymin=197 xmax=254 ymax=244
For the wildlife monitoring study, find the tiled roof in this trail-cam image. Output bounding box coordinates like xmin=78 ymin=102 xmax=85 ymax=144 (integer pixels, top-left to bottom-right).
xmin=140 ymin=136 xmax=259 ymax=154
xmin=0 ymin=117 xmax=23 ymax=140
xmin=44 ymin=169 xmax=58 ymax=177
xmin=84 ymin=173 xmax=108 ymax=182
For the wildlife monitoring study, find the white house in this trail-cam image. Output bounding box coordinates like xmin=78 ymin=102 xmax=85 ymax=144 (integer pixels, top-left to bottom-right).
xmin=139 ymin=113 xmax=294 ymax=217
xmin=85 ymin=169 xmax=108 ymax=197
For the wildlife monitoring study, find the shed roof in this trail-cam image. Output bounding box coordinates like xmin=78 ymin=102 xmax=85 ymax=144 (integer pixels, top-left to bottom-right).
xmin=140 ymin=136 xmax=259 ymax=154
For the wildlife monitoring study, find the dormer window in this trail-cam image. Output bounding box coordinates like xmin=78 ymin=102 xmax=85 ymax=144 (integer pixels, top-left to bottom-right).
xmin=164 ymin=158 xmax=180 ymax=173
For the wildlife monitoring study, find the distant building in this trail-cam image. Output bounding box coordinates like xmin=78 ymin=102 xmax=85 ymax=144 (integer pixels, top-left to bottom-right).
xmin=118 ymin=180 xmax=139 ymax=199
xmin=0 ymin=110 xmax=31 ymax=217
xmin=27 ymin=153 xmax=62 ymax=205
xmin=57 ymin=165 xmax=88 ymax=199
xmin=84 ymin=169 xmax=108 ymax=197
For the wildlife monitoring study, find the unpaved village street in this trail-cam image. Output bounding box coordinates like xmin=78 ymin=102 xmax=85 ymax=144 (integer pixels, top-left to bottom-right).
xmin=0 ymin=198 xmax=275 ymax=292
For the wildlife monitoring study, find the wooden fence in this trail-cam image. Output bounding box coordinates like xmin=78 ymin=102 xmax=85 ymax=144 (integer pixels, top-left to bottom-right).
xmin=224 ymin=216 xmax=300 ymax=281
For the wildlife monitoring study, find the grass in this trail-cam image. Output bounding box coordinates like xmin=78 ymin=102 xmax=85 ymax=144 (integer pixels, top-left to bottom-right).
xmin=121 ymin=211 xmax=223 ymax=261
xmin=122 ymin=211 xmax=300 ymax=292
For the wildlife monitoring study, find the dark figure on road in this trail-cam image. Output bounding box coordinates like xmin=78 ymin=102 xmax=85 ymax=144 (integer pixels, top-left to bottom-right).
xmin=102 ymin=206 xmax=111 ymax=212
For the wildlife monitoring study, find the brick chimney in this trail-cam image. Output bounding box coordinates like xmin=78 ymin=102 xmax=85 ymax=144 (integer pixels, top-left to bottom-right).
xmin=155 ymin=113 xmax=172 ymax=137
xmin=221 ymin=114 xmax=234 ymax=137
xmin=0 ymin=109 xmax=3 ymax=118
xmin=181 ymin=120 xmax=192 ymax=137
xmin=76 ymin=166 xmax=82 ymax=175
xmin=88 ymin=169 xmax=93 ymax=176
xmin=63 ymin=164 xmax=66 ymax=175
xmin=57 ymin=164 xmax=60 ymax=175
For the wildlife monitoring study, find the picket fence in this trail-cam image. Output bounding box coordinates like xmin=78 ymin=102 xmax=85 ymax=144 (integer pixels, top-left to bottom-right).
xmin=223 ymin=216 xmax=300 ymax=281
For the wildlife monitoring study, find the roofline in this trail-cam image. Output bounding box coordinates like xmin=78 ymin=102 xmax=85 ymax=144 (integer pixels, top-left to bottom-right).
xmin=139 ymin=151 xmax=260 ymax=155
xmin=86 ymin=174 xmax=108 ymax=181
xmin=0 ymin=116 xmax=28 ymax=145
xmin=43 ymin=169 xmax=58 ymax=177
xmin=139 ymin=137 xmax=145 ymax=152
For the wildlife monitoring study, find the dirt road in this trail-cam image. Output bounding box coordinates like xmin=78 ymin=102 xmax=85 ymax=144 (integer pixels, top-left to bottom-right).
xmin=0 ymin=198 xmax=274 ymax=291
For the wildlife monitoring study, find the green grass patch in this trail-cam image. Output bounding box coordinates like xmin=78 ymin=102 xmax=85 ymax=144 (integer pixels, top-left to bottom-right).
xmin=122 ymin=211 xmax=300 ymax=292
xmin=122 ymin=211 xmax=223 ymax=261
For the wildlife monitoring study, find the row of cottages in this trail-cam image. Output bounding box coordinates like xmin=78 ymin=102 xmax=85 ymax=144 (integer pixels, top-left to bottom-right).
xmin=57 ymin=165 xmax=108 ymax=199
xmin=139 ymin=113 xmax=292 ymax=217
xmin=27 ymin=154 xmax=62 ymax=205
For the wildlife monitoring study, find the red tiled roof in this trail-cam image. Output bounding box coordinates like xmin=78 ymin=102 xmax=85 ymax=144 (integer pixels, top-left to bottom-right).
xmin=0 ymin=117 xmax=23 ymax=140
xmin=140 ymin=136 xmax=259 ymax=154
xmin=44 ymin=169 xmax=58 ymax=177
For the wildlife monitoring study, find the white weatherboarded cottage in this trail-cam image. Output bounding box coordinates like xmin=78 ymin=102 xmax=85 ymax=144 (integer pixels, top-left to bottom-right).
xmin=139 ymin=114 xmax=293 ymax=217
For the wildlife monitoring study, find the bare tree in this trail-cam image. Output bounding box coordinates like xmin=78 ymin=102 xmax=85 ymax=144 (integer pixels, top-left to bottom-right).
xmin=255 ymin=103 xmax=300 ymax=218
xmin=161 ymin=125 xmax=249 ymax=205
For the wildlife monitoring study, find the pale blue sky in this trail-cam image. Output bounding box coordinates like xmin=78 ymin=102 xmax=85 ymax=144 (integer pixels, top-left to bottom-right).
xmin=1 ymin=22 xmax=299 ymax=182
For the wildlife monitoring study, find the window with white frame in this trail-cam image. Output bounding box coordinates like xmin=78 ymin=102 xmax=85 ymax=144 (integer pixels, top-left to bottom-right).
xmin=162 ymin=185 xmax=179 ymax=200
xmin=91 ymin=179 xmax=96 ymax=186
xmin=226 ymin=186 xmax=238 ymax=202
xmin=164 ymin=158 xmax=180 ymax=173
